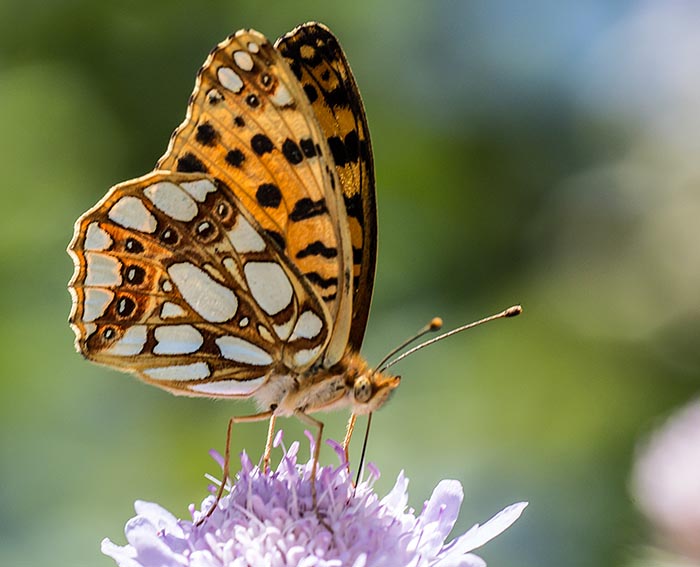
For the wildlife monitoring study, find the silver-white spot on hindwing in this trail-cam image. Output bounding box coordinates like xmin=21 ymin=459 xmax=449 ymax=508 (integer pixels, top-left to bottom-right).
xmin=143 ymin=181 xmax=198 ymax=221
xmin=227 ymin=215 xmax=266 ymax=253
xmin=216 ymin=336 xmax=274 ymax=366
xmin=108 ymin=196 xmax=157 ymax=233
xmin=84 ymin=222 xmax=112 ymax=251
xmin=273 ymin=318 xmax=295 ymax=341
xmin=244 ymin=261 xmax=293 ymax=316
xmin=161 ymin=302 xmax=186 ymax=319
xmin=85 ymin=252 xmax=122 ymax=287
xmin=293 ymin=346 xmax=323 ymax=368
xmin=104 ymin=325 xmax=148 ymax=356
xmin=180 ymin=179 xmax=217 ymax=202
xmin=189 ymin=376 xmax=266 ymax=396
xmin=153 ymin=325 xmax=203 ymax=355
xmin=217 ymin=66 xmax=244 ymax=93
xmin=190 ymin=376 xmax=265 ymax=396
xmin=144 ymin=362 xmax=210 ymax=381
xmin=83 ymin=289 xmax=114 ymax=322
xmin=289 ymin=311 xmax=323 ymax=341
xmin=168 ymin=262 xmax=238 ymax=322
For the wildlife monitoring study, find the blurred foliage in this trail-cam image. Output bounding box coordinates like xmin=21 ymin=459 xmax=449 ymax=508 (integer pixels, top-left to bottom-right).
xmin=1 ymin=1 xmax=698 ymax=566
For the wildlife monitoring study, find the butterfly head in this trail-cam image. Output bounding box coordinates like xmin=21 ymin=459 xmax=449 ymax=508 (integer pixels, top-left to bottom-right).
xmin=352 ymin=371 xmax=400 ymax=414
xmin=343 ymin=352 xmax=400 ymax=415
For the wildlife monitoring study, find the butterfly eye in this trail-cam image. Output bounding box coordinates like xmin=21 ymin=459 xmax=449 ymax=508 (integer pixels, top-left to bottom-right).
xmin=353 ymin=375 xmax=372 ymax=404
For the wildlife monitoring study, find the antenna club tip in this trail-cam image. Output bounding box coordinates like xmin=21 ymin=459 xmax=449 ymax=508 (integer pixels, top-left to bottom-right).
xmin=430 ymin=317 xmax=443 ymax=331
xmin=505 ymin=305 xmax=523 ymax=317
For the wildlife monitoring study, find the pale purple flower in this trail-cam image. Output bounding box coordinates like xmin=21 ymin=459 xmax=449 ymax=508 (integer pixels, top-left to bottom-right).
xmin=632 ymin=398 xmax=700 ymax=562
xmin=103 ymin=433 xmax=526 ymax=567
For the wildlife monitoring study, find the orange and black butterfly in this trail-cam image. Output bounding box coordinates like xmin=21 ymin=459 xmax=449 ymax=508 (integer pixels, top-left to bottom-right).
xmin=68 ymin=23 xmax=396 ymax=484
xmin=67 ymin=22 xmax=520 ymax=512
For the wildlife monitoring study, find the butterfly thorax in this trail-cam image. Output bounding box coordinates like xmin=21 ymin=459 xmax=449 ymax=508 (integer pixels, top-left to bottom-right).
xmin=261 ymin=351 xmax=400 ymax=417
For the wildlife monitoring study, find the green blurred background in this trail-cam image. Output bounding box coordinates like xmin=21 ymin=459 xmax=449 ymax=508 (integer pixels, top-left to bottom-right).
xmin=2 ymin=1 xmax=699 ymax=565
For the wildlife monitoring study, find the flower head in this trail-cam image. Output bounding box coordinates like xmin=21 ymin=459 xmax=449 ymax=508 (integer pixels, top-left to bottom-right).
xmin=632 ymin=398 xmax=700 ymax=562
xmin=103 ymin=433 xmax=526 ymax=567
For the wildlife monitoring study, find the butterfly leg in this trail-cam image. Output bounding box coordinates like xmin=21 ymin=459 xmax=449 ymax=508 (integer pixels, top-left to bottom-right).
xmin=262 ymin=414 xmax=278 ymax=472
xmin=342 ymin=413 xmax=358 ymax=471
xmin=196 ymin=410 xmax=274 ymax=525
xmin=294 ymin=410 xmax=329 ymax=528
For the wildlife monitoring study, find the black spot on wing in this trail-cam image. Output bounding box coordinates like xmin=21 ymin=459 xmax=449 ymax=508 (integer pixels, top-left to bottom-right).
xmin=344 ymin=130 xmax=360 ymax=163
xmin=251 ymin=134 xmax=274 ymax=156
xmin=296 ymin=241 xmax=338 ymax=259
xmin=352 ymin=247 xmax=363 ymax=264
xmin=325 ymin=86 xmax=351 ymax=108
xmin=176 ymin=153 xmax=208 ymax=173
xmin=116 ymin=296 xmax=136 ymax=318
xmin=160 ymin=228 xmax=179 ymax=245
xmin=256 ymin=183 xmax=282 ymax=208
xmin=303 ymin=84 xmax=319 ymax=103
xmin=304 ymin=272 xmax=338 ymax=289
xmin=282 ymin=139 xmax=303 ymax=165
xmin=195 ymin=122 xmax=218 ymax=146
xmin=300 ymin=138 xmax=316 ymax=158
xmin=290 ymin=198 xmax=327 ymax=221
xmin=124 ymin=265 xmax=145 ymax=285
xmin=225 ymin=149 xmax=245 ymax=168
xmin=327 ymin=136 xmax=347 ymax=167
xmin=264 ymin=229 xmax=285 ymax=251
xmin=288 ymin=60 xmax=303 ymax=81
xmin=343 ymin=193 xmax=362 ymax=220
xmin=125 ymin=238 xmax=143 ymax=253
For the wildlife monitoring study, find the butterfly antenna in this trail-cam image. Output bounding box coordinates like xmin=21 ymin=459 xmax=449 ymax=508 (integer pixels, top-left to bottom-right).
xmin=379 ymin=305 xmax=522 ymax=373
xmin=374 ymin=317 xmax=444 ymax=371
xmin=353 ymin=412 xmax=373 ymax=488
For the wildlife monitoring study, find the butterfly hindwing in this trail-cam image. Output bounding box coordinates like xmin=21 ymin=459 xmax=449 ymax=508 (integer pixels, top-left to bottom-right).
xmin=68 ymin=171 xmax=331 ymax=397
xmin=275 ymin=23 xmax=377 ymax=352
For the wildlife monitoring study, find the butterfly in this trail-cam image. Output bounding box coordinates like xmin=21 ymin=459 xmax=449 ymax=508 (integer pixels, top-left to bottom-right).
xmin=68 ymin=22 xmax=522 ymax=516
xmin=68 ymin=22 xmax=399 ymax=508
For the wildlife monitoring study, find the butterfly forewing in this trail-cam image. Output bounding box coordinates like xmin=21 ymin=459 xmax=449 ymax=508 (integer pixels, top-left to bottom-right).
xmin=155 ymin=29 xmax=354 ymax=365
xmin=68 ymin=171 xmax=331 ymax=397
xmin=275 ymin=23 xmax=377 ymax=351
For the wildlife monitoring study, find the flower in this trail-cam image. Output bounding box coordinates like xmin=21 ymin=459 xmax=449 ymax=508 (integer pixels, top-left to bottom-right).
xmin=632 ymin=398 xmax=700 ymax=562
xmin=102 ymin=432 xmax=527 ymax=567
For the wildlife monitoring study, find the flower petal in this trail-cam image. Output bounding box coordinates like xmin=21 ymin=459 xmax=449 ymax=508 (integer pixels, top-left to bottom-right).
xmin=380 ymin=470 xmax=409 ymax=513
xmin=442 ymin=502 xmax=528 ymax=556
xmin=414 ymin=480 xmax=464 ymax=558
xmin=101 ymin=538 xmax=141 ymax=567
xmin=133 ymin=500 xmax=182 ymax=536
xmin=123 ymin=515 xmax=188 ymax=566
